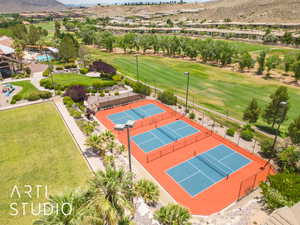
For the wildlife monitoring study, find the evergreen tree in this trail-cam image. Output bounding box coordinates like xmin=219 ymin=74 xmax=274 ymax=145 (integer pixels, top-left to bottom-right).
xmin=236 ymin=52 xmax=255 ymax=71
xmin=292 ymin=61 xmax=300 ymax=81
xmin=263 ymin=86 xmax=289 ymax=128
xmin=283 ymin=55 xmax=295 ymax=73
xmin=58 ymin=34 xmax=79 ymax=62
xmin=243 ymin=98 xmax=260 ymax=124
xmin=288 ymin=115 xmax=300 ymax=144
xmin=265 ymin=55 xmax=280 ymax=76
xmin=256 ymin=51 xmax=266 ymax=75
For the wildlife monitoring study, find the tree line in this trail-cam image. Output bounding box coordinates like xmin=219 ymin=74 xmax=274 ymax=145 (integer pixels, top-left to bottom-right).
xmin=78 ymin=30 xmax=300 ymax=81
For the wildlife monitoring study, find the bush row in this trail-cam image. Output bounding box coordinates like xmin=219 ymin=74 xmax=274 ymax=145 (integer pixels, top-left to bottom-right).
xmin=125 ymin=79 xmax=151 ymax=96
xmin=40 ymin=79 xmax=116 ymax=91
xmin=11 ymin=91 xmax=52 ymax=104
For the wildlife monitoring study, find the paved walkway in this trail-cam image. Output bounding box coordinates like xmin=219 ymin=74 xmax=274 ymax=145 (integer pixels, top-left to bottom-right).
xmin=53 ymin=97 xmax=104 ymax=172
xmin=0 ymin=98 xmax=50 ymax=111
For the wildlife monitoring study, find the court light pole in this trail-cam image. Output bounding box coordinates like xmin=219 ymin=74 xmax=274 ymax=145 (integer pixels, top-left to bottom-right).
xmin=115 ymin=120 xmax=135 ymax=172
xmin=184 ymin=72 xmax=190 ymax=113
xmin=135 ymin=54 xmax=139 ymax=82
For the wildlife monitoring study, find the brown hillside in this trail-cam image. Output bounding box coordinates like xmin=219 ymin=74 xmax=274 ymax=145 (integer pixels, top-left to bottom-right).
xmin=0 ymin=0 xmax=66 ymax=13
xmin=85 ymin=0 xmax=300 ymax=23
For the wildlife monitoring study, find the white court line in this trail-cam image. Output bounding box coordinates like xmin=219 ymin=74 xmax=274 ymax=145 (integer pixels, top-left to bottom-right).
xmin=187 ymin=161 xmax=216 ymax=184
xmin=134 ymin=132 xmax=159 ymax=146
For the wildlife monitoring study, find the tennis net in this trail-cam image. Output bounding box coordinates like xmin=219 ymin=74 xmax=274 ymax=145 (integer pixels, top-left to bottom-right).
xmin=157 ymin=127 xmax=178 ymax=141
xmin=196 ymin=155 xmax=230 ymax=178
xmin=131 ymin=107 xmax=145 ymax=118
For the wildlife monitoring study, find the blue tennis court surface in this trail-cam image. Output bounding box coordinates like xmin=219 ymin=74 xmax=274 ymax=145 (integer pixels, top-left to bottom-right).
xmin=167 ymin=144 xmax=251 ymax=197
xmin=132 ymin=120 xmax=199 ymax=153
xmin=108 ymin=104 xmax=164 ymax=124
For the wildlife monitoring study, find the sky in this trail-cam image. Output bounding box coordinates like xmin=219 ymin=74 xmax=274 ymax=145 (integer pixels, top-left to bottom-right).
xmin=57 ymin=0 xmax=209 ymax=6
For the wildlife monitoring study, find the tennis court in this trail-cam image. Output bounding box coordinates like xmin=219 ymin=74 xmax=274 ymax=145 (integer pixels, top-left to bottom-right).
xmin=108 ymin=103 xmax=164 ymax=124
xmin=167 ymin=144 xmax=251 ymax=197
xmin=132 ymin=120 xmax=199 ymax=153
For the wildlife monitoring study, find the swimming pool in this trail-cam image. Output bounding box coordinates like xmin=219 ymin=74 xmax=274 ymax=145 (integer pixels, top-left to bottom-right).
xmin=36 ymin=55 xmax=54 ymax=62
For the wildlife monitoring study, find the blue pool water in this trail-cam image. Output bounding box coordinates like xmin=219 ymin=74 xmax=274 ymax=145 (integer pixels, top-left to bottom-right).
xmin=36 ymin=55 xmax=54 ymax=62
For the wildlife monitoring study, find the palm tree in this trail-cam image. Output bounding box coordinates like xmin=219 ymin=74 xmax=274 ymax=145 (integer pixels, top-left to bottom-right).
xmin=135 ymin=179 xmax=159 ymax=206
xmin=118 ymin=216 xmax=135 ymax=225
xmin=88 ymin=167 xmax=136 ymax=225
xmin=85 ymin=134 xmax=103 ymax=155
xmin=34 ymin=190 xmax=87 ymax=225
xmin=154 ymin=204 xmax=191 ymax=225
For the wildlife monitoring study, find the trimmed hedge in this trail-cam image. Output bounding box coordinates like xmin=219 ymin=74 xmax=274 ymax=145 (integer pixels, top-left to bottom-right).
xmin=80 ymin=68 xmax=89 ymax=74
xmin=40 ymin=78 xmax=116 ymax=91
xmin=125 ymin=79 xmax=151 ymax=96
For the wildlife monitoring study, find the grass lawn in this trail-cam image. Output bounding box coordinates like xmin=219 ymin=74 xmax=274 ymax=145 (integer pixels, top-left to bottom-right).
xmin=42 ymin=73 xmax=114 ymax=87
xmin=221 ymin=39 xmax=272 ymax=52
xmin=94 ymin=50 xmax=300 ymax=131
xmin=11 ymin=81 xmax=43 ymax=100
xmin=0 ymin=103 xmax=91 ymax=225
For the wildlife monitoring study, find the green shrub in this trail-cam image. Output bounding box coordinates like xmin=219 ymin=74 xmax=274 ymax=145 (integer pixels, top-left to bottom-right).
xmin=10 ymin=94 xmax=22 ymax=104
xmin=56 ymin=66 xmax=63 ymax=71
xmin=226 ymin=128 xmax=235 ymax=137
xmin=92 ymin=81 xmax=115 ymax=90
xmin=64 ymin=63 xmax=77 ymax=69
xmin=104 ymin=89 xmax=109 ymax=93
xmin=42 ymin=68 xmax=50 ymax=77
xmin=133 ymin=82 xmax=151 ymax=96
xmin=114 ymin=91 xmax=119 ymax=96
xmin=158 ymin=90 xmax=177 ymax=105
xmin=40 ymin=79 xmax=54 ymax=89
xmin=100 ymin=93 xmax=105 ymax=97
xmin=26 ymin=93 xmax=41 ymax=101
xmin=63 ymin=96 xmax=74 ymax=107
xmin=24 ymin=67 xmax=31 ymax=75
xmin=189 ymin=112 xmax=195 ymax=119
xmin=80 ymin=67 xmax=89 ymax=74
xmin=112 ymin=74 xmax=123 ymax=81
xmin=240 ymin=129 xmax=254 ymax=141
xmin=68 ymin=108 xmax=82 ymax=119
xmin=39 ymin=91 xmax=52 ymax=99
xmin=56 ymin=90 xmax=62 ymax=96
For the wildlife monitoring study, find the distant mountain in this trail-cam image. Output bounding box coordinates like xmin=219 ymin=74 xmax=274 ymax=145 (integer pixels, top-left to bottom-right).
xmin=0 ymin=0 xmax=66 ymax=13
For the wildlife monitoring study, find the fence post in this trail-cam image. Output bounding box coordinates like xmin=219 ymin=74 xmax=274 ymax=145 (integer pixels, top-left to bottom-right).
xmin=252 ymin=139 xmax=257 ymax=153
xmin=237 ymin=180 xmax=243 ymax=201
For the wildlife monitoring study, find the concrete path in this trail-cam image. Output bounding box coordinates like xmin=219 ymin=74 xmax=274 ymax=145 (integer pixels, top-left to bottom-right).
xmin=0 ymin=78 xmax=30 ymax=84
xmin=53 ymin=97 xmax=104 ymax=172
xmin=0 ymin=99 xmax=50 ymax=111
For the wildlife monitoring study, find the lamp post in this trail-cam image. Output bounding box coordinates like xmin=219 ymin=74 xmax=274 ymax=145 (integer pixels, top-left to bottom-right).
xmin=135 ymin=54 xmax=139 ymax=82
xmin=184 ymin=72 xmax=190 ymax=113
xmin=261 ymin=101 xmax=287 ymax=169
xmin=115 ymin=120 xmax=135 ymax=172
